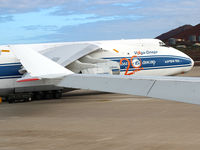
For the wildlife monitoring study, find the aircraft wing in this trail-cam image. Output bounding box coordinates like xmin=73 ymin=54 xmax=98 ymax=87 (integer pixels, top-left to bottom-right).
xmin=57 ymin=74 xmax=200 ymax=105
xmin=41 ymin=43 xmax=100 ymax=66
xmin=10 ymin=45 xmax=73 ymax=82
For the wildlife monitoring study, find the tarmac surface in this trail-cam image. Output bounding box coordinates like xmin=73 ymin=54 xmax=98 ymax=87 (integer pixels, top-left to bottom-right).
xmin=1 ymin=67 xmax=200 ymax=150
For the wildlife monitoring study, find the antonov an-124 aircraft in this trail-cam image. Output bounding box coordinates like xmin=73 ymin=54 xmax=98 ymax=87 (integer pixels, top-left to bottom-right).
xmin=0 ymin=39 xmax=199 ymax=104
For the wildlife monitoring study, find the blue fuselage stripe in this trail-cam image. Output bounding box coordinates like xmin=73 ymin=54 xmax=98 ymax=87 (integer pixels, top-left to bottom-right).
xmin=104 ymin=55 xmax=192 ymax=71
xmin=0 ymin=63 xmax=22 ymax=78
xmin=0 ymin=55 xmax=193 ymax=80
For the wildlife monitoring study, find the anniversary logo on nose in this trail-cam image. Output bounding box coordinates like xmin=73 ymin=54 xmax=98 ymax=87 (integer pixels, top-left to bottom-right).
xmin=131 ymin=56 xmax=142 ymax=68
xmin=120 ymin=56 xmax=143 ymax=75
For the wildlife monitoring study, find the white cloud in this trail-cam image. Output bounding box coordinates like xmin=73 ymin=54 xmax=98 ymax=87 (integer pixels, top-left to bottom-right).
xmin=0 ymin=15 xmax=13 ymax=22
xmin=0 ymin=0 xmax=199 ymax=44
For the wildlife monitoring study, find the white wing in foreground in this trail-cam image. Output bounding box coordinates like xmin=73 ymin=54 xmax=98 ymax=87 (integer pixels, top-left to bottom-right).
xmin=57 ymin=74 xmax=200 ymax=105
xmin=10 ymin=45 xmax=73 ymax=81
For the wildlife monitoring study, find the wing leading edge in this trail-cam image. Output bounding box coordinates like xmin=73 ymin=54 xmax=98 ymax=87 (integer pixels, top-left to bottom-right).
xmin=57 ymin=74 xmax=200 ymax=105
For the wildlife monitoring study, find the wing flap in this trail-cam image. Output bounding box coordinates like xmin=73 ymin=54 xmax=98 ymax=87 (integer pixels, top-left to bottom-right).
xmin=57 ymin=74 xmax=200 ymax=105
xmin=10 ymin=45 xmax=73 ymax=79
xmin=42 ymin=43 xmax=100 ymax=67
xmin=148 ymin=78 xmax=200 ymax=104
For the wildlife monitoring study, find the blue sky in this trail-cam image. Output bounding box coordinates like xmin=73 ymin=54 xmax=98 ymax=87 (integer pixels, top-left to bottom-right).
xmin=0 ymin=0 xmax=199 ymax=44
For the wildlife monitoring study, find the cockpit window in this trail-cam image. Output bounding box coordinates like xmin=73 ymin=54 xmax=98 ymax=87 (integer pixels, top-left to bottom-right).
xmin=159 ymin=42 xmax=167 ymax=46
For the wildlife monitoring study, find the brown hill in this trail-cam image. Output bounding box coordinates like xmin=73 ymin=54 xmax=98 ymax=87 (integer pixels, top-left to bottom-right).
xmin=156 ymin=24 xmax=200 ymax=62
xmin=156 ymin=25 xmax=193 ymax=42
xmin=174 ymin=24 xmax=200 ymax=41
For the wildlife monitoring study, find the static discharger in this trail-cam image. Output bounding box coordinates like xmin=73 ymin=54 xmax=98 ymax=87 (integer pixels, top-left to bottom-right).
xmin=1 ymin=50 xmax=10 ymax=52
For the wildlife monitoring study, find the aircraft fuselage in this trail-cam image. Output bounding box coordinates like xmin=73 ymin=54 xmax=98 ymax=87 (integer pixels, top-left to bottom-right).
xmin=0 ymin=39 xmax=194 ymax=97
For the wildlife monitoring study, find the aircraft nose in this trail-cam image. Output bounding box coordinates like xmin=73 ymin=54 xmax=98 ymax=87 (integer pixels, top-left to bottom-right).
xmin=183 ymin=54 xmax=194 ymax=73
xmin=185 ymin=52 xmax=194 ymax=66
xmin=173 ymin=48 xmax=194 ymax=73
xmin=190 ymin=57 xmax=194 ymax=67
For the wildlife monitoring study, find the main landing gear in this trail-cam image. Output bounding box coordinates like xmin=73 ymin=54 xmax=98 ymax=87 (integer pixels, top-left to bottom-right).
xmin=32 ymin=90 xmax=62 ymax=100
xmin=6 ymin=90 xmax=62 ymax=103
